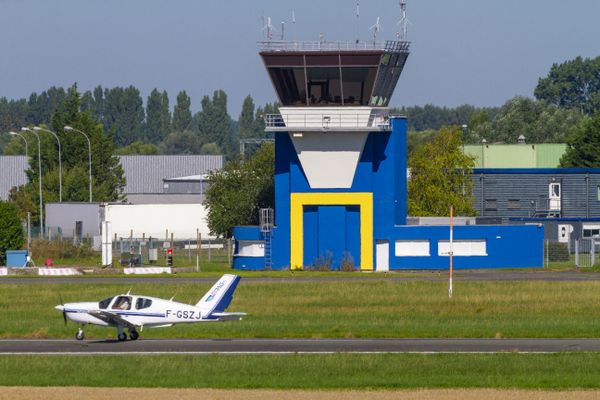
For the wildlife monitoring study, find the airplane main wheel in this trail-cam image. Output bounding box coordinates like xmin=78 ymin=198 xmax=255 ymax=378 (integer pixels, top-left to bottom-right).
xmin=76 ymin=329 xmax=84 ymax=341
xmin=129 ymin=330 xmax=139 ymax=341
xmin=117 ymin=332 xmax=127 ymax=341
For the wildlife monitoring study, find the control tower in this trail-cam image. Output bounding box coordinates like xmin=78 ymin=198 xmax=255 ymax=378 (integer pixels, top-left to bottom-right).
xmin=232 ymin=21 xmax=543 ymax=271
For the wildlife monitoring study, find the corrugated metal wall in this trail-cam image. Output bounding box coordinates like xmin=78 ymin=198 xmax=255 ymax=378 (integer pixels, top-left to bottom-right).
xmin=472 ymin=171 xmax=600 ymax=219
xmin=464 ymin=144 xmax=566 ymax=168
xmin=0 ymin=156 xmax=28 ymax=200
xmin=120 ymin=155 xmax=223 ymax=194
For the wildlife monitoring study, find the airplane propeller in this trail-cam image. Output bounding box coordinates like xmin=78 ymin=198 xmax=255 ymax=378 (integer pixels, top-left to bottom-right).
xmin=58 ymin=294 xmax=67 ymax=325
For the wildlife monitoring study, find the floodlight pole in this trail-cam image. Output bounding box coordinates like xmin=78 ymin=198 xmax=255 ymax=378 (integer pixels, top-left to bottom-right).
xmin=20 ymin=128 xmax=43 ymax=237
xmin=34 ymin=127 xmax=62 ymax=202
xmin=8 ymin=131 xmax=28 ymax=156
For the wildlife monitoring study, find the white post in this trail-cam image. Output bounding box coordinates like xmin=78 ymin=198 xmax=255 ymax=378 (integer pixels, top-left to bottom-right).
xmin=102 ymin=221 xmax=113 ymax=267
xmin=449 ymin=206 xmax=454 ymax=299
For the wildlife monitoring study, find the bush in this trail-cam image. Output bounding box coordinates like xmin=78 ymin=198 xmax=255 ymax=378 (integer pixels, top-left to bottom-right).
xmin=30 ymin=239 xmax=96 ymax=260
xmin=0 ymin=201 xmax=25 ymax=265
xmin=547 ymin=242 xmax=570 ymax=262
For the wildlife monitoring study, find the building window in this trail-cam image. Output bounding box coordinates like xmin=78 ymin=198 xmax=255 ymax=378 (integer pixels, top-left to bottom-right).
xmin=438 ymin=240 xmax=487 ymax=256
xmin=508 ymin=199 xmax=521 ymax=210
xmin=582 ymin=225 xmax=600 ymax=239
xmin=395 ymin=240 xmax=430 ymax=257
xmin=485 ymin=199 xmax=497 ymax=211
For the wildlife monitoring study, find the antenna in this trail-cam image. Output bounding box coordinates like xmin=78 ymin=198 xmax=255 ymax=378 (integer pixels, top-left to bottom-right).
xmin=369 ymin=17 xmax=382 ymax=45
xmin=397 ymin=0 xmax=411 ymax=41
xmin=292 ymin=10 xmax=296 ymax=42
xmin=355 ymin=1 xmax=360 ymax=44
xmin=262 ymin=16 xmax=275 ymax=41
xmin=281 ymin=21 xmax=285 ymax=41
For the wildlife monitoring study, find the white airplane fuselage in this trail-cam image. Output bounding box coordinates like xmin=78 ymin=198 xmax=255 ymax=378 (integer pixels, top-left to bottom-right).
xmin=60 ymin=297 xmax=211 ymax=328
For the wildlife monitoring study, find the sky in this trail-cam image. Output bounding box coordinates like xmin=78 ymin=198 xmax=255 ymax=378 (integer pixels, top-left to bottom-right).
xmin=1 ymin=0 xmax=599 ymax=117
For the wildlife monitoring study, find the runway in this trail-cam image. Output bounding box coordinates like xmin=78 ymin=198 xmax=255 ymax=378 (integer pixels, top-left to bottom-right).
xmin=2 ymin=338 xmax=600 ymax=354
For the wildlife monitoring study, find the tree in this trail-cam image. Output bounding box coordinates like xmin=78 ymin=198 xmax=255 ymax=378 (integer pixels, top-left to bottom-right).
xmin=103 ymin=86 xmax=145 ymax=146
xmin=145 ymin=89 xmax=171 ymax=143
xmin=535 ymin=56 xmax=600 ymax=115
xmin=408 ymin=126 xmax=477 ymax=217
xmin=10 ymin=84 xmax=126 ymax=226
xmin=161 ymin=130 xmax=203 ymax=154
xmin=197 ymin=90 xmax=235 ymax=158
xmin=0 ymin=201 xmax=24 ymax=265
xmin=560 ymin=113 xmax=600 ymax=167
xmin=172 ymin=90 xmax=192 ymax=131
xmin=114 ymin=141 xmax=160 ymax=155
xmin=238 ymin=95 xmax=255 ymax=139
xmin=468 ymin=96 xmax=584 ymax=144
xmin=205 ymin=143 xmax=274 ymax=237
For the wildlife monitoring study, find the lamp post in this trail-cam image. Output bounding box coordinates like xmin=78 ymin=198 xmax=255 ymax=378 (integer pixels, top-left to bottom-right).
xmin=8 ymin=131 xmax=28 ymax=157
xmin=64 ymin=126 xmax=92 ymax=202
xmin=33 ymin=127 xmax=62 ymax=203
xmin=19 ymin=127 xmax=44 ymax=237
xmin=461 ymin=124 xmax=468 ymax=155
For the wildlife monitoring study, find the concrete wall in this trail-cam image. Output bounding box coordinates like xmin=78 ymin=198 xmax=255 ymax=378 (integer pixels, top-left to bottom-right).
xmin=45 ymin=203 xmax=101 ymax=238
xmin=103 ymin=203 xmax=213 ymax=240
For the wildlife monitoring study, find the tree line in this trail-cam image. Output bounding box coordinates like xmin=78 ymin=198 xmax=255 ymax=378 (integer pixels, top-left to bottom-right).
xmin=0 ymin=85 xmax=279 ymax=160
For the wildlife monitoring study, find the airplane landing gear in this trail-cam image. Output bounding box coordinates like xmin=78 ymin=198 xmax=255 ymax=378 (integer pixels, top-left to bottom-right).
xmin=129 ymin=329 xmax=139 ymax=341
xmin=117 ymin=325 xmax=127 ymax=341
xmin=76 ymin=327 xmax=84 ymax=341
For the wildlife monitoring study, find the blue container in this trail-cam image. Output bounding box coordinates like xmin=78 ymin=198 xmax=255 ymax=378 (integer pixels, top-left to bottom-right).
xmin=6 ymin=250 xmax=28 ymax=268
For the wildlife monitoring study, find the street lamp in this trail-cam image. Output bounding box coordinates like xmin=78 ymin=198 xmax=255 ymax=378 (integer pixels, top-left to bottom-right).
xmin=64 ymin=126 xmax=92 ymax=202
xmin=461 ymin=124 xmax=468 ymax=154
xmin=19 ymin=127 xmax=44 ymax=237
xmin=8 ymin=131 xmax=28 ymax=157
xmin=33 ymin=127 xmax=62 ymax=202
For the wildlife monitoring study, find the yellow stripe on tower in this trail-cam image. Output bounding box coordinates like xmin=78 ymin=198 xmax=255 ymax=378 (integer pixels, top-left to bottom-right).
xmin=290 ymin=192 xmax=373 ymax=271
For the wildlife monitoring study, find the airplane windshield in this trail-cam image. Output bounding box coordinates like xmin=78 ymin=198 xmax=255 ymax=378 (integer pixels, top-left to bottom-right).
xmin=99 ymin=297 xmax=114 ymax=310
xmin=112 ymin=296 xmax=132 ymax=311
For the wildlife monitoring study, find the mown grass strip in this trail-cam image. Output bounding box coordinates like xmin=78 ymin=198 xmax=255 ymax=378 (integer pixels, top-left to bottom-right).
xmin=3 ymin=280 xmax=600 ymax=339
xmin=1 ymin=353 xmax=600 ymax=389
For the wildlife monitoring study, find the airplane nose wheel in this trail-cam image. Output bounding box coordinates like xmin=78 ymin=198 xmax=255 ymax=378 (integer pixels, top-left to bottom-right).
xmin=76 ymin=328 xmax=85 ymax=341
xmin=129 ymin=329 xmax=139 ymax=341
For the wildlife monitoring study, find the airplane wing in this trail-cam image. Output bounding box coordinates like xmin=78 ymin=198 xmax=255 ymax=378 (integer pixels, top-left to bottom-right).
xmin=87 ymin=310 xmax=137 ymax=329
xmin=210 ymin=312 xmax=247 ymax=321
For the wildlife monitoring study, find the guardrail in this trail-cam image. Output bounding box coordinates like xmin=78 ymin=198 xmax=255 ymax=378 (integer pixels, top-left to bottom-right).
xmin=259 ymin=40 xmax=398 ymax=52
xmin=264 ymin=113 xmax=390 ymax=130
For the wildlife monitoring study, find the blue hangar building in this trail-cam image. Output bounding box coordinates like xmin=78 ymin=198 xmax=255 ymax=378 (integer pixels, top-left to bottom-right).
xmin=233 ymin=39 xmax=543 ymax=271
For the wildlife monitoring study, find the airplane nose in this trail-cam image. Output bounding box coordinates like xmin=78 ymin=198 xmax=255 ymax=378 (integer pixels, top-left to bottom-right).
xmin=55 ymin=305 xmax=64 ymax=311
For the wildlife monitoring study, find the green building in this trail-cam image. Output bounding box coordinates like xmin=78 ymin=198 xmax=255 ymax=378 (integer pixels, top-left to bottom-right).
xmin=464 ymin=143 xmax=567 ymax=168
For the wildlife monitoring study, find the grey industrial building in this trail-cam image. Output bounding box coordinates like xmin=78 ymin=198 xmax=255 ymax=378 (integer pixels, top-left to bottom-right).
xmin=0 ymin=155 xmax=223 ymax=202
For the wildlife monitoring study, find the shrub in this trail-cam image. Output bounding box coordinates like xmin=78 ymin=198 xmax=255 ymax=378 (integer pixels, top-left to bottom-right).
xmin=547 ymin=242 xmax=570 ymax=262
xmin=0 ymin=201 xmax=25 ymax=265
xmin=30 ymin=239 xmax=96 ymax=260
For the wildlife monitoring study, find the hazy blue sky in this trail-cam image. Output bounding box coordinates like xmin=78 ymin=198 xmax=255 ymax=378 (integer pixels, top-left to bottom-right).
xmin=1 ymin=0 xmax=599 ymax=116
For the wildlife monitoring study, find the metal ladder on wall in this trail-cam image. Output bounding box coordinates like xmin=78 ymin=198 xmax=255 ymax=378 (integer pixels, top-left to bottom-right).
xmin=260 ymin=208 xmax=274 ymax=270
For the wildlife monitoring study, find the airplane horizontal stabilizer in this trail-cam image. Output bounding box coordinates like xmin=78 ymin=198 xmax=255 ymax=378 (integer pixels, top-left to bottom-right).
xmin=211 ymin=312 xmax=247 ymax=321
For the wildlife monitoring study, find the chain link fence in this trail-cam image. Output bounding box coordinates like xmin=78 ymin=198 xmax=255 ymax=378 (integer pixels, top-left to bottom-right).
xmin=111 ymin=237 xmax=232 ymax=269
xmin=543 ymin=238 xmax=598 ymax=268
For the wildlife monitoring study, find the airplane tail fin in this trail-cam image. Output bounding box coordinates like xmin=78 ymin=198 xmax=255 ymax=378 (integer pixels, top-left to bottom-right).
xmin=196 ymin=274 xmax=241 ymax=318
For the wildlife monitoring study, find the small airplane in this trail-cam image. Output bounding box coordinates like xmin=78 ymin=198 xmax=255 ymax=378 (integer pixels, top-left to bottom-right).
xmin=55 ymin=274 xmax=245 ymax=341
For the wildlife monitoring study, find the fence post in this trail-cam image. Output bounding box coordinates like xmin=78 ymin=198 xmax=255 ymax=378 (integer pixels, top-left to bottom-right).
xmin=227 ymin=238 xmax=232 ymax=268
xmin=575 ymin=239 xmax=579 ymax=267
xmin=592 ymin=240 xmax=596 ymax=267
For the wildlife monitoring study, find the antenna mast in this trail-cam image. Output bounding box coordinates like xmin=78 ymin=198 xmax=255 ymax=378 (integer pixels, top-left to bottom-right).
xmin=369 ymin=17 xmax=382 ymax=46
xmin=262 ymin=16 xmax=275 ymax=41
xmin=398 ymin=0 xmax=410 ymax=41
xmin=355 ymin=1 xmax=360 ymax=44
xmin=292 ymin=10 xmax=296 ymax=41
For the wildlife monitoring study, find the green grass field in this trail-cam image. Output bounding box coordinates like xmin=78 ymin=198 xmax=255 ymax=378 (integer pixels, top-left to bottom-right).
xmin=3 ymin=279 xmax=600 ymax=339
xmin=2 ymin=353 xmax=600 ymax=389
